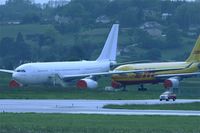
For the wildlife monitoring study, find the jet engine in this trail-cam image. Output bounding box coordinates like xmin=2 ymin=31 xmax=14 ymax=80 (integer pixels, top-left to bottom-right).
xmin=111 ymin=81 xmax=122 ymax=88
xmin=76 ymin=78 xmax=98 ymax=89
xmin=163 ymin=77 xmax=179 ymax=89
xmin=9 ymin=80 xmax=22 ymax=88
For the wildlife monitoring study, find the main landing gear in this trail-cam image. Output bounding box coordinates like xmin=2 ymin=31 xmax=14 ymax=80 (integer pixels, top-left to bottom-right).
xmin=138 ymin=84 xmax=147 ymax=91
xmin=122 ymin=84 xmax=127 ymax=91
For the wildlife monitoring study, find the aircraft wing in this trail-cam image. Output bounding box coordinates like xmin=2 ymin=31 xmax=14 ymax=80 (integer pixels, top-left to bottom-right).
xmin=0 ymin=69 xmax=14 ymax=74
xmin=61 ymin=70 xmax=136 ymax=79
xmin=61 ymin=70 xmax=133 ymax=80
xmin=155 ymin=72 xmax=200 ymax=79
xmin=61 ymin=67 xmax=187 ymax=80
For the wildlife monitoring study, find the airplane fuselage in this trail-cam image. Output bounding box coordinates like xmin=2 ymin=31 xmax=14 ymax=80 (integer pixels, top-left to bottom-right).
xmin=112 ymin=62 xmax=199 ymax=85
xmin=0 ymin=24 xmax=119 ymax=88
xmin=13 ymin=61 xmax=110 ymax=85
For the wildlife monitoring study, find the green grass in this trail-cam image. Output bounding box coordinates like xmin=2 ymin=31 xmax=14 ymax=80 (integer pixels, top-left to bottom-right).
xmin=0 ymin=24 xmax=114 ymax=44
xmin=1 ymin=73 xmax=200 ymax=99
xmin=104 ymin=102 xmax=200 ymax=110
xmin=0 ymin=24 xmax=54 ymax=39
xmin=0 ymin=113 xmax=200 ymax=133
xmin=0 ymin=85 xmax=161 ymax=99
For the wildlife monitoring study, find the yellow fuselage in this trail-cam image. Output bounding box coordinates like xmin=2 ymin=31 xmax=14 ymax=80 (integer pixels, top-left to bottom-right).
xmin=112 ymin=62 xmax=199 ymax=84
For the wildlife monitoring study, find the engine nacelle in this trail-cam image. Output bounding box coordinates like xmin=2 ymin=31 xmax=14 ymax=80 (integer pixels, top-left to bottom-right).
xmin=76 ymin=78 xmax=98 ymax=89
xmin=9 ymin=80 xmax=22 ymax=88
xmin=111 ymin=81 xmax=122 ymax=88
xmin=163 ymin=78 xmax=179 ymax=89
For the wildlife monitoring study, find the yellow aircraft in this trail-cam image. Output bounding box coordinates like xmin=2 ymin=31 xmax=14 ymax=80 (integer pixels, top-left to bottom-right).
xmin=111 ymin=36 xmax=200 ymax=91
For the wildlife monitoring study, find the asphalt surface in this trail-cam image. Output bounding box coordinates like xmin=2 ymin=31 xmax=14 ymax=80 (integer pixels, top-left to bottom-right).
xmin=0 ymin=99 xmax=200 ymax=116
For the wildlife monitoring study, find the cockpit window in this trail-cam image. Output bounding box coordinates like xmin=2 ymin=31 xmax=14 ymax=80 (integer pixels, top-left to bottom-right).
xmin=16 ymin=70 xmax=26 ymax=72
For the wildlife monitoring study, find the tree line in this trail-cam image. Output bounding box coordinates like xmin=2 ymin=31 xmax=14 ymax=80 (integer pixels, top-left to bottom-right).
xmin=0 ymin=0 xmax=200 ymax=68
xmin=1 ymin=0 xmax=200 ymax=29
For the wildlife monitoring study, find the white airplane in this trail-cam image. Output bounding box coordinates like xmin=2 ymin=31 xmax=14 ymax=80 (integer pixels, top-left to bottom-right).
xmin=0 ymin=24 xmax=119 ymax=89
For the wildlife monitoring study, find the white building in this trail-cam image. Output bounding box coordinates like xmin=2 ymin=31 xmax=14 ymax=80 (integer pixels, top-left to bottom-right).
xmin=48 ymin=0 xmax=69 ymax=8
xmin=96 ymin=15 xmax=111 ymax=24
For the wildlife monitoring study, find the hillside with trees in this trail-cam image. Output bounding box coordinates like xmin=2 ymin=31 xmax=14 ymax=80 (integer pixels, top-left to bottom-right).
xmin=0 ymin=0 xmax=200 ymax=69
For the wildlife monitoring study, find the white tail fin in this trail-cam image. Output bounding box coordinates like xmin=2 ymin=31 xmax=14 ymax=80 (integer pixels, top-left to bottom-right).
xmin=96 ymin=24 xmax=119 ymax=61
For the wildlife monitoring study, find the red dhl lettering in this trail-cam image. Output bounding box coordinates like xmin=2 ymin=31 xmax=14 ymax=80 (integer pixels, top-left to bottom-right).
xmin=113 ymin=72 xmax=155 ymax=79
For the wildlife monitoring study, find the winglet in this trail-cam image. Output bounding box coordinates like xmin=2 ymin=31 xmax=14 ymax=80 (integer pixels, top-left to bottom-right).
xmin=96 ymin=24 xmax=119 ymax=61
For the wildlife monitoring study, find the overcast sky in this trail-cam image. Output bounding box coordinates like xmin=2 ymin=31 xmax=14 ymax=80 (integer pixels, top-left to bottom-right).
xmin=0 ymin=0 xmax=50 ymax=5
xmin=0 ymin=0 xmax=196 ymax=5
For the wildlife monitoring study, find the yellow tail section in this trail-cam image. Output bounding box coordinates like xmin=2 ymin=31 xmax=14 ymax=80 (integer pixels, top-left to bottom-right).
xmin=186 ymin=36 xmax=200 ymax=62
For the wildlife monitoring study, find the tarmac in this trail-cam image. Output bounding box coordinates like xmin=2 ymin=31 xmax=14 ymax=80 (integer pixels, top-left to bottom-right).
xmin=0 ymin=99 xmax=200 ymax=116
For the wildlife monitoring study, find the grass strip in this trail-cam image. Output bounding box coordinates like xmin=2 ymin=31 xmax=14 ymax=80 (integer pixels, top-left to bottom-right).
xmin=104 ymin=102 xmax=200 ymax=110
xmin=0 ymin=113 xmax=200 ymax=133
